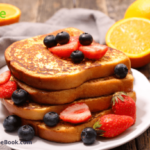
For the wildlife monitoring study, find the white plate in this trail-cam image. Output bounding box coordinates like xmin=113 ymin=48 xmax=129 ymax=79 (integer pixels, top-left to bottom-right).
xmin=0 ymin=66 xmax=150 ymax=150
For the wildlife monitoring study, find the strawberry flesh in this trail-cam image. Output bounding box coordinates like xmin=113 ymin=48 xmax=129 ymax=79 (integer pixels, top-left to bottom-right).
xmin=79 ymin=43 xmax=108 ymax=59
xmin=69 ymin=36 xmax=80 ymax=43
xmin=0 ymin=81 xmax=17 ymax=98
xmin=0 ymin=71 xmax=11 ymax=85
xmin=49 ymin=36 xmax=80 ymax=58
xmin=60 ymin=103 xmax=91 ymax=124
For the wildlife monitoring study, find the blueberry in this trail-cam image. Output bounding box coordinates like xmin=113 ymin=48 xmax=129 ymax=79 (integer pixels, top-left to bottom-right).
xmin=81 ymin=127 xmax=97 ymax=145
xmin=3 ymin=115 xmax=21 ymax=132
xmin=43 ymin=35 xmax=57 ymax=48
xmin=79 ymin=33 xmax=93 ymax=45
xmin=12 ymin=89 xmax=28 ymax=105
xmin=43 ymin=112 xmax=59 ymax=127
xmin=56 ymin=31 xmax=70 ymax=45
xmin=114 ymin=64 xmax=128 ymax=79
xmin=70 ymin=50 xmax=84 ymax=63
xmin=18 ymin=125 xmax=35 ymax=141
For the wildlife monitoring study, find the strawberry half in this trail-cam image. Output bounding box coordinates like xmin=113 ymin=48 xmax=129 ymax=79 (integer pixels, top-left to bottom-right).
xmin=0 ymin=81 xmax=17 ymax=98
xmin=0 ymin=71 xmax=11 ymax=85
xmin=112 ymin=92 xmax=136 ymax=123
xmin=60 ymin=103 xmax=91 ymax=124
xmin=49 ymin=36 xmax=80 ymax=58
xmin=93 ymin=114 xmax=134 ymax=138
xmin=79 ymin=43 xmax=108 ymax=59
xmin=69 ymin=36 xmax=80 ymax=43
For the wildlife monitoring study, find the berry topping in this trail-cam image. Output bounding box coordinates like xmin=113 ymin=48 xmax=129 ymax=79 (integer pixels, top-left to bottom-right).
xmin=12 ymin=89 xmax=28 ymax=105
xmin=43 ymin=35 xmax=57 ymax=48
xmin=69 ymin=35 xmax=80 ymax=43
xmin=43 ymin=112 xmax=59 ymax=127
xmin=3 ymin=115 xmax=21 ymax=132
xmin=93 ymin=114 xmax=134 ymax=138
xmin=60 ymin=103 xmax=91 ymax=124
xmin=79 ymin=33 xmax=93 ymax=45
xmin=81 ymin=127 xmax=97 ymax=145
xmin=70 ymin=50 xmax=84 ymax=63
xmin=18 ymin=125 xmax=35 ymax=141
xmin=114 ymin=64 xmax=128 ymax=79
xmin=0 ymin=71 xmax=11 ymax=85
xmin=0 ymin=81 xmax=17 ymax=98
xmin=79 ymin=43 xmax=108 ymax=59
xmin=49 ymin=36 xmax=80 ymax=58
xmin=56 ymin=31 xmax=70 ymax=45
xmin=112 ymin=92 xmax=136 ymax=123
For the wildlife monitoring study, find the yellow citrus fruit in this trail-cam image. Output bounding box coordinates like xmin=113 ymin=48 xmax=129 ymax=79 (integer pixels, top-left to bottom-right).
xmin=0 ymin=3 xmax=21 ymax=26
xmin=106 ymin=17 xmax=150 ymax=68
xmin=124 ymin=0 xmax=150 ymax=19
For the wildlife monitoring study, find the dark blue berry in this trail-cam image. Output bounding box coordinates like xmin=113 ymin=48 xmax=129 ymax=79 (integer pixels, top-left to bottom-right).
xmin=12 ymin=89 xmax=28 ymax=105
xmin=43 ymin=35 xmax=57 ymax=48
xmin=18 ymin=125 xmax=35 ymax=141
xmin=70 ymin=50 xmax=84 ymax=63
xmin=114 ymin=64 xmax=128 ymax=79
xmin=56 ymin=31 xmax=70 ymax=45
xmin=3 ymin=115 xmax=21 ymax=132
xmin=81 ymin=127 xmax=97 ymax=145
xmin=43 ymin=112 xmax=59 ymax=127
xmin=79 ymin=33 xmax=93 ymax=45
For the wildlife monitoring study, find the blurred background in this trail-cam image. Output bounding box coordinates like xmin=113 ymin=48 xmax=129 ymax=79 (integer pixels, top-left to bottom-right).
xmin=0 ymin=0 xmax=134 ymax=22
xmin=1 ymin=0 xmax=150 ymax=150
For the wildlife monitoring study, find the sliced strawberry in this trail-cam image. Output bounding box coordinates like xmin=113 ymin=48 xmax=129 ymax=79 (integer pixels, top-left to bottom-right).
xmin=79 ymin=43 xmax=108 ymax=59
xmin=0 ymin=71 xmax=11 ymax=85
xmin=49 ymin=41 xmax=79 ymax=58
xmin=0 ymin=81 xmax=17 ymax=98
xmin=60 ymin=103 xmax=91 ymax=124
xmin=49 ymin=36 xmax=80 ymax=58
xmin=69 ymin=36 xmax=79 ymax=43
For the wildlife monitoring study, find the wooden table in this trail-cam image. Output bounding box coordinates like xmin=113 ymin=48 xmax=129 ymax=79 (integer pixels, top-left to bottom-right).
xmin=0 ymin=0 xmax=150 ymax=150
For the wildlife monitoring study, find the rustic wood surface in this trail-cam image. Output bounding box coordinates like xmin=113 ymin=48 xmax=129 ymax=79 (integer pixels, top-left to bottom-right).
xmin=0 ymin=0 xmax=150 ymax=150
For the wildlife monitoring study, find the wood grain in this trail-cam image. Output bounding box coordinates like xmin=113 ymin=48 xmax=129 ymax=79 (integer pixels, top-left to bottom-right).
xmin=111 ymin=139 xmax=137 ymax=150
xmin=76 ymin=0 xmax=108 ymax=14
xmin=0 ymin=0 xmax=40 ymax=22
xmin=135 ymin=128 xmax=150 ymax=150
xmin=36 ymin=0 xmax=73 ymax=23
xmin=106 ymin=0 xmax=135 ymax=21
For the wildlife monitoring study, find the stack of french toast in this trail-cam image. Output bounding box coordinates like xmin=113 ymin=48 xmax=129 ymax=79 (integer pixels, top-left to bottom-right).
xmin=1 ymin=28 xmax=136 ymax=143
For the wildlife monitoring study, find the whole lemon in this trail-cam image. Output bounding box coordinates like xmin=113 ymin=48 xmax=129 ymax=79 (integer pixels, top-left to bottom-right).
xmin=124 ymin=0 xmax=150 ymax=19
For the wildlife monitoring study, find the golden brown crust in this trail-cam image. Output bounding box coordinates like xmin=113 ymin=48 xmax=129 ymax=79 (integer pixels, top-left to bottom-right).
xmin=21 ymin=109 xmax=113 ymax=143
xmin=14 ymin=73 xmax=134 ymax=104
xmin=5 ymin=27 xmax=131 ymax=90
xmin=1 ymin=92 xmax=136 ymax=120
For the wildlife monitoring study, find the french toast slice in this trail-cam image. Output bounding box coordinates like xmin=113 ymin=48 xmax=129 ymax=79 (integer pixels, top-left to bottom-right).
xmin=13 ymin=73 xmax=134 ymax=104
xmin=21 ymin=109 xmax=113 ymax=143
xmin=5 ymin=27 xmax=131 ymax=90
xmin=1 ymin=92 xmax=136 ymax=120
